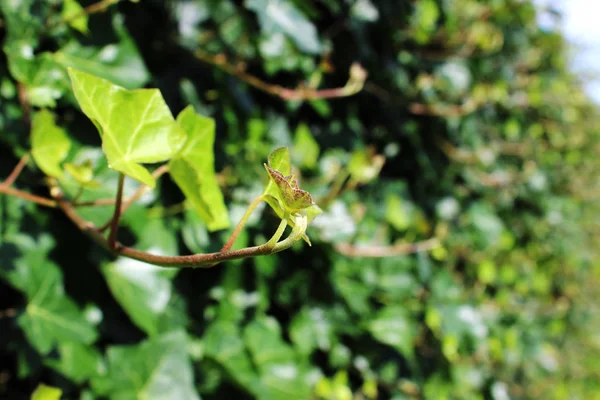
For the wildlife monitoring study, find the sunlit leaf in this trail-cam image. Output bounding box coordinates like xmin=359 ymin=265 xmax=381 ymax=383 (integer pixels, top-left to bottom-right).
xmin=68 ymin=68 xmax=187 ymax=187
xmin=62 ymin=0 xmax=88 ymax=34
xmin=31 ymin=384 xmax=62 ymax=400
xmin=293 ymin=123 xmax=319 ymax=169
xmin=169 ymin=106 xmax=229 ymax=231
xmin=31 ymin=110 xmax=71 ymax=178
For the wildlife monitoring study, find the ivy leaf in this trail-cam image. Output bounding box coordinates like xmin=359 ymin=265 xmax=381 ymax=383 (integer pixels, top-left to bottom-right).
xmin=68 ymin=68 xmax=187 ymax=187
xmin=64 ymin=160 xmax=101 ymax=188
xmin=1 ymin=235 xmax=97 ymax=355
xmin=243 ymin=316 xmax=313 ymax=400
xmin=102 ymin=220 xmax=180 ymax=336
xmin=169 ymin=106 xmax=229 ymax=231
xmin=31 ymin=110 xmax=71 ymax=178
xmin=263 ymin=146 xmax=292 ymax=199
xmin=62 ymin=0 xmax=88 ymax=35
xmin=264 ymin=165 xmax=314 ymax=212
xmin=45 ymin=342 xmax=105 ymax=384
xmin=203 ymin=321 xmax=261 ymax=393
xmin=92 ymin=331 xmax=200 ymax=400
xmin=247 ymin=0 xmax=321 ymax=54
xmin=31 ymin=384 xmax=62 ymax=400
xmin=293 ymin=124 xmax=320 ymax=169
xmin=368 ymin=306 xmax=416 ymax=359
xmin=262 ymin=147 xmax=322 ymax=244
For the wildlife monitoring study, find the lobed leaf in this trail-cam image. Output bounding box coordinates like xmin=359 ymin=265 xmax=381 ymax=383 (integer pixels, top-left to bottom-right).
xmin=68 ymin=68 xmax=187 ymax=187
xmin=92 ymin=331 xmax=199 ymax=400
xmin=169 ymin=106 xmax=229 ymax=231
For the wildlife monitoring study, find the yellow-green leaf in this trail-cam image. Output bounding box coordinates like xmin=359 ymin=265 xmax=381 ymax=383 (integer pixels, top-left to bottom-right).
xmin=62 ymin=0 xmax=88 ymax=35
xmin=31 ymin=384 xmax=62 ymax=400
xmin=169 ymin=106 xmax=229 ymax=231
xmin=31 ymin=110 xmax=71 ymax=178
xmin=68 ymin=68 xmax=186 ymax=187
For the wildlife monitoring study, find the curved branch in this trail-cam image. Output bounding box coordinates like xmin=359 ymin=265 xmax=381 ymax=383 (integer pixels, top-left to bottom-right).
xmin=50 ymin=182 xmax=308 ymax=268
xmin=195 ymin=50 xmax=367 ymax=101
xmin=335 ymin=238 xmax=440 ymax=258
xmin=74 ymin=165 xmax=169 ymax=209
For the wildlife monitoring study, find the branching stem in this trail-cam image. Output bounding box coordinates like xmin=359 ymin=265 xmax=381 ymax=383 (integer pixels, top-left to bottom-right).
xmin=107 ymin=174 xmax=125 ymax=249
xmin=221 ymin=194 xmax=265 ymax=252
xmin=49 ymin=182 xmax=308 ymax=268
xmin=195 ymin=50 xmax=367 ymax=102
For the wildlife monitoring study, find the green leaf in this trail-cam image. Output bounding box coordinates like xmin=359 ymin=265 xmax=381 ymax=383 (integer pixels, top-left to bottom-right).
xmin=68 ymin=68 xmax=187 ymax=187
xmin=2 ymin=235 xmax=97 ymax=355
xmin=262 ymin=147 xmax=321 ymax=244
xmin=45 ymin=342 xmax=105 ymax=384
xmin=203 ymin=321 xmax=261 ymax=393
xmin=293 ymin=123 xmax=320 ymax=169
xmin=368 ymin=307 xmax=416 ymax=359
xmin=169 ymin=106 xmax=229 ymax=231
xmin=31 ymin=110 xmax=71 ymax=178
xmin=411 ymin=0 xmax=440 ymax=44
xmin=263 ymin=146 xmax=292 ymax=200
xmin=264 ymin=165 xmax=315 ymax=213
xmin=64 ymin=160 xmax=100 ymax=187
xmin=247 ymin=0 xmax=321 ymax=54
xmin=92 ymin=331 xmax=200 ymax=400
xmin=243 ymin=316 xmax=312 ymax=400
xmin=62 ymin=0 xmax=88 ymax=34
xmin=31 ymin=384 xmax=62 ymax=400
xmin=290 ymin=307 xmax=335 ymax=356
xmin=102 ymin=220 xmax=179 ymax=336
xmin=348 ymin=149 xmax=385 ymax=184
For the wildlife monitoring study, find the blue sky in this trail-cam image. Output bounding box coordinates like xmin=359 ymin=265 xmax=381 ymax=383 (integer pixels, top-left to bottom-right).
xmin=536 ymin=0 xmax=600 ymax=102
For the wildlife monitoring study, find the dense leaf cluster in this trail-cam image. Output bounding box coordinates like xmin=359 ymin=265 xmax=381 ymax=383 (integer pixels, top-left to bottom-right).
xmin=1 ymin=0 xmax=599 ymax=399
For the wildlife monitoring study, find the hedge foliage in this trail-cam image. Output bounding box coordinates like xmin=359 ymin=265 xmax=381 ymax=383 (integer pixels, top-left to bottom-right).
xmin=1 ymin=0 xmax=599 ymax=399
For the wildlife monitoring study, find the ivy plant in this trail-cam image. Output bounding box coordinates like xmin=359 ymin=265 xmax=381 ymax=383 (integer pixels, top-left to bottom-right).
xmin=2 ymin=67 xmax=320 ymax=269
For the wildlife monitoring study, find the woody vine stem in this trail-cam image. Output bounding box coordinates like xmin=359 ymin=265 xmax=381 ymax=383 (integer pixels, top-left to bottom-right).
xmin=0 ymin=158 xmax=308 ymax=268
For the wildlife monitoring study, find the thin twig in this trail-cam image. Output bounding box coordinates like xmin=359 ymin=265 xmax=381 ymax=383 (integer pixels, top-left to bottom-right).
xmin=408 ymin=99 xmax=480 ymax=117
xmin=2 ymin=154 xmax=30 ymax=187
xmin=335 ymin=238 xmax=441 ymax=258
xmin=0 ymin=186 xmax=57 ymax=208
xmin=107 ymin=174 xmax=125 ymax=249
xmin=221 ymin=194 xmax=265 ymax=252
xmin=49 ymin=182 xmax=308 ymax=268
xmin=74 ymin=165 xmax=169 ymax=208
xmin=195 ymin=49 xmax=367 ymax=101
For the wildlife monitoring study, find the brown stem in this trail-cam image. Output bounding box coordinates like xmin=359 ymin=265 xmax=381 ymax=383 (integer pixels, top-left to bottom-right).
xmin=107 ymin=174 xmax=125 ymax=249
xmin=3 ymin=154 xmax=30 ymax=187
xmin=335 ymin=238 xmax=441 ymax=258
xmin=221 ymin=194 xmax=265 ymax=252
xmin=0 ymin=185 xmax=56 ymax=208
xmin=49 ymin=182 xmax=307 ymax=268
xmin=408 ymin=99 xmax=480 ymax=117
xmin=74 ymin=165 xmax=169 ymax=208
xmin=195 ymin=50 xmax=367 ymax=101
xmin=121 ymin=165 xmax=169 ymax=214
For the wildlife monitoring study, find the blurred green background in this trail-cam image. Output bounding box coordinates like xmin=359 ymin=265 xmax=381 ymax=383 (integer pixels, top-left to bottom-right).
xmin=1 ymin=0 xmax=598 ymax=399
